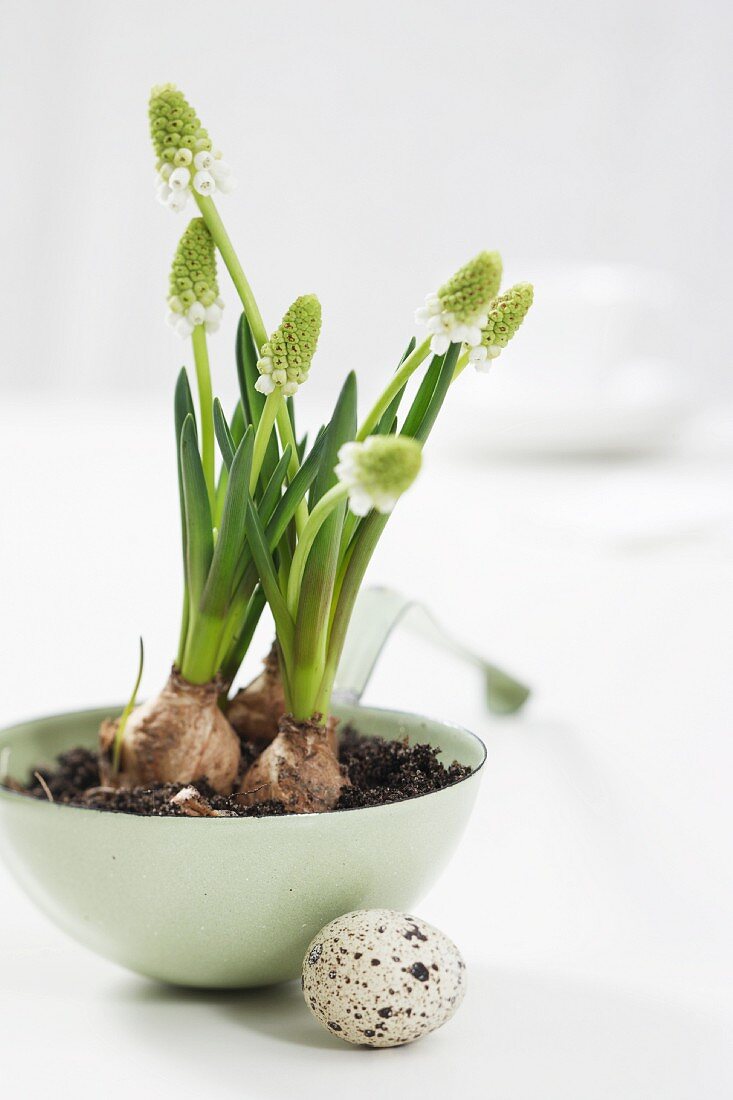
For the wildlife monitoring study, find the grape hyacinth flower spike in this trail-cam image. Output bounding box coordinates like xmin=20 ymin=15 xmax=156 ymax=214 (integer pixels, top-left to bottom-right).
xmin=255 ymin=294 xmax=322 ymax=397
xmin=468 ymin=282 xmax=534 ymax=372
xmin=167 ymin=218 xmax=224 ymax=338
xmin=149 ymin=83 xmax=235 ymax=213
xmin=415 ymin=251 xmax=503 ymax=355
xmin=335 ymin=436 xmax=423 ymax=516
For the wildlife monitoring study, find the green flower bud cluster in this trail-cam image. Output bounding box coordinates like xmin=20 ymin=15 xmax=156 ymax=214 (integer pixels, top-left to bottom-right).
xmin=255 ymin=295 xmax=322 ymax=396
xmin=150 ymin=84 xmax=233 ymax=212
xmin=481 ymin=283 xmax=534 ymax=349
xmin=468 ymin=282 xmax=534 ymax=370
xmin=417 ymin=250 xmax=504 ymax=354
xmin=166 ymin=219 xmax=224 ymax=338
xmin=336 ymin=436 xmax=422 ymax=516
xmin=149 ymin=84 xmax=212 ymax=168
xmin=438 ymin=251 xmax=503 ymax=323
xmin=169 ymin=219 xmax=219 ymax=307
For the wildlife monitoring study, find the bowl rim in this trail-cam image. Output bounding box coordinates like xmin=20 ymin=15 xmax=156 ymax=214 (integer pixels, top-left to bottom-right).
xmin=0 ymin=701 xmax=487 ymax=822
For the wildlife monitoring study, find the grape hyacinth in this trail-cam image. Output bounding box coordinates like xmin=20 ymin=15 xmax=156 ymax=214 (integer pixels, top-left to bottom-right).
xmin=149 ymin=84 xmax=235 ymax=213
xmin=335 ymin=436 xmax=422 ymax=516
xmin=104 ymin=80 xmax=538 ymax=812
xmin=255 ymin=295 xmax=322 ymax=396
xmin=166 ymin=218 xmax=224 ymax=338
xmin=468 ymin=283 xmax=534 ymax=372
xmin=415 ymin=251 xmax=503 ymax=355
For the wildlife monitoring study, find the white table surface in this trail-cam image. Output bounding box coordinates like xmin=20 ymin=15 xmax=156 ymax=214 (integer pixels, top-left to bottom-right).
xmin=0 ymin=395 xmax=731 ymax=1098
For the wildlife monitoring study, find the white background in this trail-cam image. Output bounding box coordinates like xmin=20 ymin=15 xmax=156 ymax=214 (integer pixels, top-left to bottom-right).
xmin=1 ymin=1 xmax=732 ymax=1097
xmin=1 ymin=0 xmax=732 ymax=402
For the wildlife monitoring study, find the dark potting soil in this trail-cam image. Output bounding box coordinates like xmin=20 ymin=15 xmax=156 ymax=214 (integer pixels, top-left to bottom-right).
xmin=334 ymin=729 xmax=472 ymax=810
xmin=15 ymin=730 xmax=472 ymax=817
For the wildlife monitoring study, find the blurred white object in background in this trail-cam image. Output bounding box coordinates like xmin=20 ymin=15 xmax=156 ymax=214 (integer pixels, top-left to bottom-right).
xmin=442 ymin=263 xmax=694 ymax=457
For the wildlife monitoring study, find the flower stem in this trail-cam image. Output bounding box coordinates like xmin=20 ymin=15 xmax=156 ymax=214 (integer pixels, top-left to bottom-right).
xmin=191 ymin=324 xmax=216 ymax=513
xmin=250 ymin=390 xmax=282 ymax=492
xmin=315 ymin=512 xmax=387 ymax=717
xmin=356 ymin=337 xmax=431 ymax=441
xmin=194 ymin=192 xmax=308 ymax=507
xmin=276 ymin=404 xmax=308 ymax=534
xmin=286 ymin=483 xmax=349 ymax=617
xmin=193 ymin=193 xmax=268 ymax=351
xmin=276 ymin=404 xmax=300 ymax=482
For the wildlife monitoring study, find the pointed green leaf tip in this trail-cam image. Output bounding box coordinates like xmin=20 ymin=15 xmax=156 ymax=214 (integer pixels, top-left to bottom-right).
xmin=438 ymin=251 xmax=503 ymax=324
xmin=150 ymin=84 xmax=234 ymax=213
xmin=255 ymin=294 xmax=322 ymax=396
xmin=335 ymin=436 xmax=422 ymax=516
xmin=166 ymin=218 xmax=224 ymax=339
xmin=469 ymin=283 xmax=534 ymax=371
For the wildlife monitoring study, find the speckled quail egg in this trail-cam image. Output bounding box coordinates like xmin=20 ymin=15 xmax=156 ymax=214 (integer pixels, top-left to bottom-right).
xmin=301 ymin=909 xmax=466 ymax=1047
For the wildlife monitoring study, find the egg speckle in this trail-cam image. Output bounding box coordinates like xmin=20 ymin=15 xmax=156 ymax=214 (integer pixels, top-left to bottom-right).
xmin=301 ymin=909 xmax=466 ymax=1047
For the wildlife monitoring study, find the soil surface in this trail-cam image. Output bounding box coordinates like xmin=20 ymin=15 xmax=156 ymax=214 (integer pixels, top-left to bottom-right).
xmin=14 ymin=729 xmax=472 ymax=817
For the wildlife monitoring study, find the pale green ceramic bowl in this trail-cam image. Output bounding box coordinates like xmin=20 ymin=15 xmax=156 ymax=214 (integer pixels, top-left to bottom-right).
xmin=0 ymin=702 xmax=485 ymax=988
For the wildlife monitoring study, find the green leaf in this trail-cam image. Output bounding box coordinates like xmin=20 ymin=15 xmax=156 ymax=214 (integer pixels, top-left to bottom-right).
xmin=320 ymin=345 xmax=460 ymax=712
xmin=399 ymin=352 xmax=442 ymax=438
xmin=220 ymin=586 xmax=267 ymax=691
xmin=265 ymin=429 xmax=328 ymax=547
xmin=375 ymin=394 xmax=403 ymax=436
xmin=201 ymin=426 xmax=254 ymax=617
xmin=225 ymin=444 xmax=292 ymax=600
xmin=175 ymin=368 xmax=196 ymax=559
xmin=230 ymin=400 xmax=246 ymax=447
xmin=318 ymin=511 xmax=388 ymax=711
xmin=214 ymin=401 xmax=246 ymax=527
xmin=403 ymin=343 xmax=460 ymax=443
xmin=294 ymin=374 xmax=357 ymax=699
xmin=214 ymin=400 xmax=248 ymax=528
xmin=232 ymin=433 xmax=326 ymax=600
xmin=244 ymin=499 xmax=294 ymax=661
xmin=374 ymin=337 xmax=414 ymax=436
xmin=286 ymin=394 xmax=297 ymax=440
xmin=213 ymin=398 xmax=236 ymax=470
xmin=111 ymin=637 xmax=145 ymax=773
xmin=401 ymin=336 xmax=417 ymax=360
xmin=174 ymin=369 xmax=196 ymax=660
xmin=235 ymin=314 xmax=255 ymax=429
xmin=216 ymin=461 xmax=288 ymax=674
xmin=180 ymin=413 xmax=214 ymax=607
xmin=309 ymin=373 xmax=358 ymax=507
xmin=175 ymin=367 xmax=196 ymax=441
xmin=258 ymin=446 xmax=292 ymax=525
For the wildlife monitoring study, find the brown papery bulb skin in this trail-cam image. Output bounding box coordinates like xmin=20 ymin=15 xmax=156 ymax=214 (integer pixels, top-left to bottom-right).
xmin=226 ymin=645 xmax=286 ymax=747
xmin=99 ymin=670 xmax=241 ymax=795
xmin=238 ymin=713 xmax=349 ymax=814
